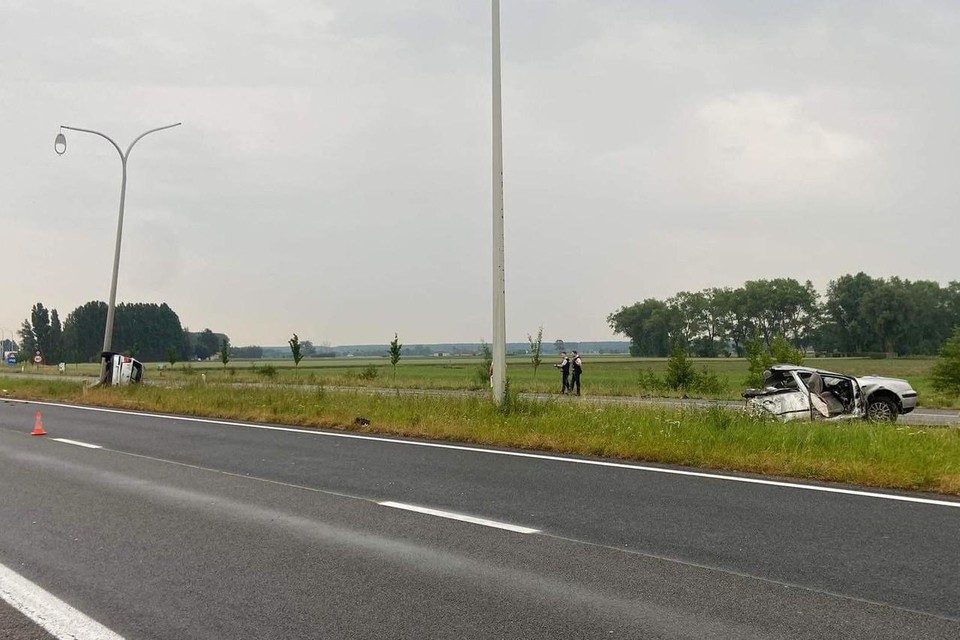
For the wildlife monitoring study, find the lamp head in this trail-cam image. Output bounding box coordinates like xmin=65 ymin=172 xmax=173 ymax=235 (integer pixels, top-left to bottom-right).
xmin=54 ymin=131 xmax=66 ymax=155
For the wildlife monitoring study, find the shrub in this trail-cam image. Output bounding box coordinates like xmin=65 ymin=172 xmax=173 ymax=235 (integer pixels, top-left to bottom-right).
xmin=693 ymin=368 xmax=725 ymax=395
xmin=932 ymin=328 xmax=960 ymax=395
xmin=745 ymin=334 xmax=802 ymax=388
xmin=475 ymin=340 xmax=493 ymax=387
xmin=770 ymin=335 xmax=805 ymax=366
xmin=637 ymin=368 xmax=666 ymax=394
xmin=639 ymin=361 xmax=726 ymax=397
xmin=358 ymin=365 xmax=379 ymax=381
xmin=744 ymin=338 xmax=774 ymax=388
xmin=665 ymin=345 xmax=696 ymax=391
xmin=258 ymin=364 xmax=278 ymax=379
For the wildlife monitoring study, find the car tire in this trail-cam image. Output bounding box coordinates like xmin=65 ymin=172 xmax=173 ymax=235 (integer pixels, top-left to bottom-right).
xmin=867 ymin=396 xmax=898 ymax=423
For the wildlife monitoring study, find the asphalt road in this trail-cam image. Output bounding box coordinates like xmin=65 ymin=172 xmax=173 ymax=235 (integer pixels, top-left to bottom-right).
xmin=0 ymin=399 xmax=958 ymax=639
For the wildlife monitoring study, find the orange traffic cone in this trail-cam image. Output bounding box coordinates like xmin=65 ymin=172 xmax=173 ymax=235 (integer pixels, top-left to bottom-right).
xmin=31 ymin=411 xmax=47 ymax=437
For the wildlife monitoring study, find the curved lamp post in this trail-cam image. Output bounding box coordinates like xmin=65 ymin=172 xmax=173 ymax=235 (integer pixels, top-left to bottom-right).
xmin=55 ymin=122 xmax=181 ymax=382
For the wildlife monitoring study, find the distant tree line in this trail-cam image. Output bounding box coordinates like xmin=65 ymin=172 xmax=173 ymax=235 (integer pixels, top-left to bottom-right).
xmin=18 ymin=300 xmax=234 ymax=364
xmin=608 ymin=273 xmax=960 ymax=357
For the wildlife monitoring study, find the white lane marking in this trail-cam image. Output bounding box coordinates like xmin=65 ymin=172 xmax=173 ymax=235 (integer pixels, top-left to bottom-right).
xmin=379 ymin=501 xmax=540 ymax=534
xmin=0 ymin=561 xmax=126 ymax=640
xmin=9 ymin=399 xmax=960 ymax=509
xmin=50 ymin=438 xmax=102 ymax=449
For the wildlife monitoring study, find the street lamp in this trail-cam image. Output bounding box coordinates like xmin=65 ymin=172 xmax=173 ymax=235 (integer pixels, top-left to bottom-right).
xmin=491 ymin=0 xmax=506 ymax=405
xmin=55 ymin=122 xmax=181 ymax=383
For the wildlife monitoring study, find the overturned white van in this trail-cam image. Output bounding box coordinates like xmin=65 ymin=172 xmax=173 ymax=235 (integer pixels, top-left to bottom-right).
xmin=101 ymin=352 xmax=144 ymax=386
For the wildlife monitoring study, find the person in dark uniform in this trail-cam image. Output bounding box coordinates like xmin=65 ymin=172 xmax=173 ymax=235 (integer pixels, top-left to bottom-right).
xmin=554 ymin=351 xmax=570 ymax=393
xmin=570 ymin=351 xmax=583 ymax=396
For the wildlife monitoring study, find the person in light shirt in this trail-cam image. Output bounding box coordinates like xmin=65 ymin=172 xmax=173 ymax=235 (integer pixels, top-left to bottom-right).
xmin=554 ymin=351 xmax=570 ymax=394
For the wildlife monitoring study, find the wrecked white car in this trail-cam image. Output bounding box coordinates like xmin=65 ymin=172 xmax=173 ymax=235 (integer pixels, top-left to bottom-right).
xmin=856 ymin=374 xmax=918 ymax=422
xmin=744 ymin=365 xmax=864 ymax=422
xmin=744 ymin=365 xmax=917 ymax=422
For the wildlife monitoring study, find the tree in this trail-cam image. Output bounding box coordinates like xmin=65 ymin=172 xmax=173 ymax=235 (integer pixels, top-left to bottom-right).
xmin=166 ymin=346 xmax=178 ymax=368
xmin=389 ymin=333 xmax=402 ymax=379
xmin=232 ymin=345 xmax=264 ymax=359
xmin=932 ymin=328 xmax=960 ymax=395
xmin=30 ymin=303 xmax=51 ymax=360
xmin=302 ymin=340 xmax=317 ymax=358
xmin=712 ymin=287 xmax=753 ymax=357
xmin=18 ymin=319 xmax=36 ymax=359
xmin=553 ymin=339 xmax=565 ymax=354
xmin=528 ymin=326 xmax=544 ymax=378
xmin=738 ymin=279 xmax=818 ymax=347
xmin=62 ymin=301 xmax=107 ymax=363
xmin=194 ymin=328 xmax=220 ymax=361
xmin=860 ymin=279 xmax=912 ymax=355
xmin=289 ymin=333 xmax=303 ymax=369
xmin=60 ymin=300 xmax=188 ymax=363
xmin=607 ymin=299 xmax=675 ymax=356
xmin=49 ymin=309 xmax=63 ymax=364
xmin=219 ymin=337 xmax=231 ymax=368
xmin=822 ymin=273 xmax=881 ymax=354
xmin=114 ymin=303 xmax=189 ymax=362
xmin=666 ymin=291 xmax=706 ymax=350
xmin=613 ymin=273 xmax=960 ymax=359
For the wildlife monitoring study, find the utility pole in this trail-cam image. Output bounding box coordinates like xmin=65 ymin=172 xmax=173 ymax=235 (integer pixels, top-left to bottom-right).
xmin=491 ymin=0 xmax=507 ymax=405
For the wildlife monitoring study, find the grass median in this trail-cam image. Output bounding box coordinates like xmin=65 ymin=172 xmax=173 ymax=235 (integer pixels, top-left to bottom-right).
xmin=3 ymin=378 xmax=959 ymax=495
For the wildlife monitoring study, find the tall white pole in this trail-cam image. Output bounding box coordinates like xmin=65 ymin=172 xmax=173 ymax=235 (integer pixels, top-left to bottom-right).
xmin=491 ymin=0 xmax=507 ymax=405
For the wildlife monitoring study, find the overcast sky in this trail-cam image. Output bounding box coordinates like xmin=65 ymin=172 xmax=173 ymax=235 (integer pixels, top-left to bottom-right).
xmin=2 ymin=1 xmax=958 ymax=347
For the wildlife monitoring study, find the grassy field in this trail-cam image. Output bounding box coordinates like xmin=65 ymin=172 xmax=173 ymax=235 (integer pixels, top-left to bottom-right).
xmin=3 ymin=377 xmax=959 ymax=495
xmin=16 ymin=354 xmax=959 ymax=408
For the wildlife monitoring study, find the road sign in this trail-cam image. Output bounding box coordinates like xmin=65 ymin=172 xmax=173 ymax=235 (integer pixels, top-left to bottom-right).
xmin=33 ymin=355 xmax=42 ymax=364
xmin=6 ymin=356 xmax=15 ymax=366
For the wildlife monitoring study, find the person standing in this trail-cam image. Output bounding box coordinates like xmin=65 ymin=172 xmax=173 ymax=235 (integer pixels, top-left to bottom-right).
xmin=554 ymin=351 xmax=570 ymax=393
xmin=570 ymin=351 xmax=583 ymax=396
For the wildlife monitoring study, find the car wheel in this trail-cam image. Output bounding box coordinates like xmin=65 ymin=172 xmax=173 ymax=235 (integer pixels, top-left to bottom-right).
xmin=867 ymin=396 xmax=898 ymax=422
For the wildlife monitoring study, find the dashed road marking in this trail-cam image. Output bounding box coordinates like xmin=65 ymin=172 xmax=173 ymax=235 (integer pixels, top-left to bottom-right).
xmin=0 ymin=561 xmax=125 ymax=640
xmin=50 ymin=438 xmax=102 ymax=449
xmin=379 ymin=501 xmax=540 ymax=534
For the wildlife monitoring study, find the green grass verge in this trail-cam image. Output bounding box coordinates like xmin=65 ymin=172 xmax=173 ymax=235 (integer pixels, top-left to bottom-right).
xmin=17 ymin=355 xmax=960 ymax=408
xmin=3 ymin=379 xmax=959 ymax=496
